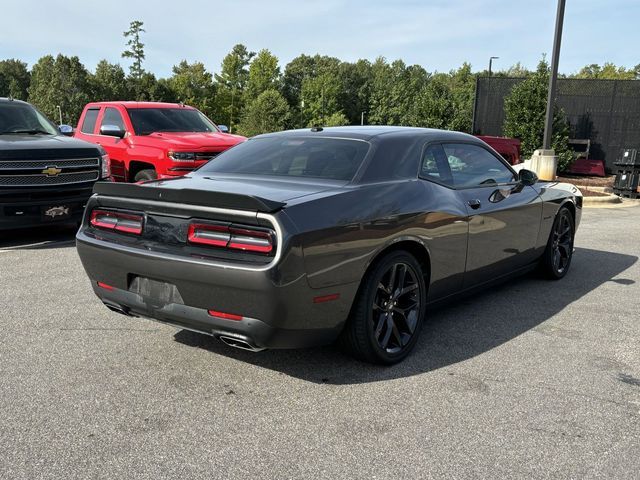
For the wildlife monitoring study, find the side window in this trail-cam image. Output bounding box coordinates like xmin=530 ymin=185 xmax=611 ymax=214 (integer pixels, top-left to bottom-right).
xmin=100 ymin=107 xmax=126 ymax=132
xmin=442 ymin=143 xmax=516 ymax=188
xmin=420 ymin=144 xmax=454 ymax=187
xmin=80 ymin=108 xmax=99 ymax=134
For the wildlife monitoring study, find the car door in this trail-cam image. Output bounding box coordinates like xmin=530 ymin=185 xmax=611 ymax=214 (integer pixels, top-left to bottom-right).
xmin=96 ymin=107 xmax=129 ymax=181
xmin=438 ymin=142 xmax=542 ymax=288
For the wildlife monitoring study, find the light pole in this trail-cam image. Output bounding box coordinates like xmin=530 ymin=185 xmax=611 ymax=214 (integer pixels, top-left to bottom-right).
xmin=488 ymin=56 xmax=499 ymax=76
xmin=542 ymin=0 xmax=566 ymax=150
xmin=361 ymin=111 xmax=366 ymax=126
xmin=56 ymin=105 xmax=63 ymax=125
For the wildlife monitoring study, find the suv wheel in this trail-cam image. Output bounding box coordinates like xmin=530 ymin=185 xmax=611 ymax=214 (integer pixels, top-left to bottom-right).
xmin=134 ymin=169 xmax=157 ymax=182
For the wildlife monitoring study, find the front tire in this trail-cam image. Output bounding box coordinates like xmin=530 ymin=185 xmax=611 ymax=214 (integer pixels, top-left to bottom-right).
xmin=133 ymin=169 xmax=157 ymax=182
xmin=340 ymin=251 xmax=427 ymax=365
xmin=541 ymin=206 xmax=575 ymax=279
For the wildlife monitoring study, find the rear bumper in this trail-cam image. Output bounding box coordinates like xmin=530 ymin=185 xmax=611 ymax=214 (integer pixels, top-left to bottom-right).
xmin=76 ymin=231 xmax=359 ymax=349
xmin=0 ymin=187 xmax=92 ymax=230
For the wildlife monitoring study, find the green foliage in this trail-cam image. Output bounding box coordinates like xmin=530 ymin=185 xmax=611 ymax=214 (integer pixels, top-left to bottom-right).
xmin=214 ymin=44 xmax=255 ymax=133
xmin=503 ymin=58 xmax=573 ymax=172
xmin=246 ymin=49 xmax=280 ymax=101
xmin=574 ymin=62 xmax=637 ymax=80
xmin=0 ymin=59 xmax=30 ymax=100
xmin=91 ymin=60 xmax=130 ymax=101
xmin=301 ymin=72 xmax=345 ymax=127
xmin=167 ymin=61 xmax=216 ymax=116
xmin=237 ymin=89 xmax=290 ymax=137
xmin=122 ymin=20 xmax=146 ymax=80
xmin=28 ymin=54 xmax=91 ymax=125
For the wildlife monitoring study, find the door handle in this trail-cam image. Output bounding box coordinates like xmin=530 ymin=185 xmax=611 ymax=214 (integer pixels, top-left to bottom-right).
xmin=468 ymin=199 xmax=481 ymax=210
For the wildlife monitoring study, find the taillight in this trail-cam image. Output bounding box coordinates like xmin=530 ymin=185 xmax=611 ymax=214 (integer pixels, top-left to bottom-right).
xmin=228 ymin=227 xmax=273 ymax=253
xmin=90 ymin=209 xmax=144 ymax=235
xmin=187 ymin=222 xmax=274 ymax=254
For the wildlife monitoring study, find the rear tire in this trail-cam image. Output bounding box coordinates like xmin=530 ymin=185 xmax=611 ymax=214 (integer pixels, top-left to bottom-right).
xmin=339 ymin=251 xmax=427 ymax=365
xmin=133 ymin=169 xmax=157 ymax=182
xmin=540 ymin=206 xmax=575 ymax=279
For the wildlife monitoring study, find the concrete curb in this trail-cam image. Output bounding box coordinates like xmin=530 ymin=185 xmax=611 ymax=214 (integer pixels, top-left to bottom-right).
xmin=582 ymin=194 xmax=622 ymax=206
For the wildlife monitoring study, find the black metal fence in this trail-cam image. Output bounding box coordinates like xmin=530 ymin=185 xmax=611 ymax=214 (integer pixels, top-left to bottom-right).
xmin=472 ymin=77 xmax=640 ymax=170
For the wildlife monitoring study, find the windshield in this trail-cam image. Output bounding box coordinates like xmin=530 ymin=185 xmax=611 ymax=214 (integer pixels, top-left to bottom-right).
xmin=198 ymin=136 xmax=370 ymax=182
xmin=127 ymin=108 xmax=218 ymax=135
xmin=0 ymin=102 xmax=58 ymax=135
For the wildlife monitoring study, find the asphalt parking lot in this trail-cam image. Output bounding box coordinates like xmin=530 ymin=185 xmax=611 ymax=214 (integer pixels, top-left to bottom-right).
xmin=1 ymin=204 xmax=639 ymax=479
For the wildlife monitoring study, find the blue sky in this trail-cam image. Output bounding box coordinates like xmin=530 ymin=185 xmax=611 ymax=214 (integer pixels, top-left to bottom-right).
xmin=1 ymin=0 xmax=637 ymax=76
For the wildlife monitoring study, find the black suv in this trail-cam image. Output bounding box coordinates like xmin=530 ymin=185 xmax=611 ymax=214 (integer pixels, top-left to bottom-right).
xmin=0 ymin=98 xmax=110 ymax=230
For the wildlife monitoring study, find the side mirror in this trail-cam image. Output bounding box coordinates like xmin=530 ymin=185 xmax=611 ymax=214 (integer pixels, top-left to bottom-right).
xmin=59 ymin=124 xmax=74 ymax=136
xmin=100 ymin=124 xmax=125 ymax=138
xmin=217 ymin=125 xmax=229 ymax=134
xmin=518 ymin=168 xmax=538 ymax=186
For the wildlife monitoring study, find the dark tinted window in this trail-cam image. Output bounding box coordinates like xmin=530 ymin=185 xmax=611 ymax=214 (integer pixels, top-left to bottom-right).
xmin=0 ymin=102 xmax=58 ymax=135
xmin=128 ymin=108 xmax=216 ymax=135
xmin=360 ymin=136 xmax=420 ymax=182
xmin=80 ymin=108 xmax=99 ymax=134
xmin=199 ymin=137 xmax=370 ymax=181
xmin=442 ymin=143 xmax=516 ymax=188
xmin=101 ymin=107 xmax=125 ymax=131
xmin=420 ymin=144 xmax=454 ymax=186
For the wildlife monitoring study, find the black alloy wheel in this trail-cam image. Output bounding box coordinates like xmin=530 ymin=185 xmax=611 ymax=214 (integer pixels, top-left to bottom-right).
xmin=340 ymin=250 xmax=427 ymax=364
xmin=373 ymin=261 xmax=422 ymax=354
xmin=542 ymin=207 xmax=574 ymax=279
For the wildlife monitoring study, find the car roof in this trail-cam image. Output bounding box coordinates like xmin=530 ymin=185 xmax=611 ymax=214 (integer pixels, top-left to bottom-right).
xmin=84 ymin=101 xmax=196 ymax=110
xmin=255 ymin=126 xmax=478 ymax=143
xmin=0 ymin=97 xmax=30 ymax=105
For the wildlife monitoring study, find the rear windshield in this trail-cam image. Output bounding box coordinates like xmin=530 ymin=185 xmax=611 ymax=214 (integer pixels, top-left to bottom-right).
xmin=198 ymin=136 xmax=370 ymax=181
xmin=127 ymin=108 xmax=217 ymax=135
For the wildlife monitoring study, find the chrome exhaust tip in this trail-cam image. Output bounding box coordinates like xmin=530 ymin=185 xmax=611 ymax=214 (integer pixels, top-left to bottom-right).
xmin=218 ymin=335 xmax=265 ymax=352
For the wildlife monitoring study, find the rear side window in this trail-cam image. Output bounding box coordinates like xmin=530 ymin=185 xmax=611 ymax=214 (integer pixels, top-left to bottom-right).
xmin=360 ymin=136 xmax=421 ymax=183
xmin=101 ymin=107 xmax=125 ymax=131
xmin=80 ymin=108 xmax=99 ymax=134
xmin=199 ymin=137 xmax=370 ymax=181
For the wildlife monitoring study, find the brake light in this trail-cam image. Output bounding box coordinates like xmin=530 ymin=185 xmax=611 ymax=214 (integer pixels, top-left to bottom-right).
xmin=187 ymin=222 xmax=274 ymax=254
xmin=188 ymin=223 xmax=230 ymax=247
xmin=208 ymin=309 xmax=243 ymax=321
xmin=228 ymin=227 xmax=273 ymax=253
xmin=90 ymin=209 xmax=144 ymax=235
xmin=97 ymin=281 xmax=114 ymax=291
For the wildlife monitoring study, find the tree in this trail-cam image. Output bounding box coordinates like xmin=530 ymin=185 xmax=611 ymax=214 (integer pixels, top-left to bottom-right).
xmin=574 ymin=62 xmax=636 ymax=80
xmin=122 ymin=20 xmax=146 ymax=80
xmin=503 ymin=58 xmax=573 ymax=171
xmin=28 ymin=54 xmax=91 ymax=125
xmin=246 ymin=49 xmax=280 ymax=101
xmin=168 ymin=60 xmax=216 ymax=116
xmin=237 ymin=89 xmax=291 ymax=137
xmin=215 ymin=44 xmax=255 ymax=133
xmin=446 ymin=62 xmax=475 ymax=132
xmin=411 ymin=74 xmax=453 ymax=129
xmin=91 ymin=60 xmax=130 ymax=101
xmin=0 ymin=59 xmax=30 ymax=100
xmin=368 ymin=58 xmax=427 ymax=126
xmin=300 ymin=72 xmax=345 ymax=127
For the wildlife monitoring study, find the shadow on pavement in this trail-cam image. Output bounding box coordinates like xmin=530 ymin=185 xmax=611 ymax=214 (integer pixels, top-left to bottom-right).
xmin=0 ymin=224 xmax=77 ymax=250
xmin=173 ymin=246 xmax=636 ymax=385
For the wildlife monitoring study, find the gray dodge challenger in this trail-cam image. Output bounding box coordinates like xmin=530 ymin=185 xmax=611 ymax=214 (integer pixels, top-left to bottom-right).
xmin=76 ymin=126 xmax=582 ymax=364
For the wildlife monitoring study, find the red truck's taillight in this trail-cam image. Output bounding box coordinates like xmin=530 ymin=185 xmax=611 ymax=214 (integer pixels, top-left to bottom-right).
xmin=187 ymin=222 xmax=274 ymax=254
xmin=90 ymin=209 xmax=144 ymax=235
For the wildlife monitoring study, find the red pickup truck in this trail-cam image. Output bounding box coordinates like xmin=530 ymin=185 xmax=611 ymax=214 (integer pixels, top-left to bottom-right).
xmin=74 ymin=102 xmax=245 ymax=182
xmin=476 ymin=135 xmax=521 ymax=165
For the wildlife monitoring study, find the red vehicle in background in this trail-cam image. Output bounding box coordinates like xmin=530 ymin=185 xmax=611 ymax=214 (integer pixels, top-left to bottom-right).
xmin=74 ymin=102 xmax=245 ymax=182
xmin=476 ymin=135 xmax=521 ymax=165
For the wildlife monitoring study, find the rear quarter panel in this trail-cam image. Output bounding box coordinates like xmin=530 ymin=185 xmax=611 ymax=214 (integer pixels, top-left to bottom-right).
xmin=284 ymin=179 xmax=469 ymax=302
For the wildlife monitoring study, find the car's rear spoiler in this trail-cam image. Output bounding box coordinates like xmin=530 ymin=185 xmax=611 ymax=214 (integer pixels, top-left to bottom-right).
xmin=92 ymin=182 xmax=286 ymax=213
